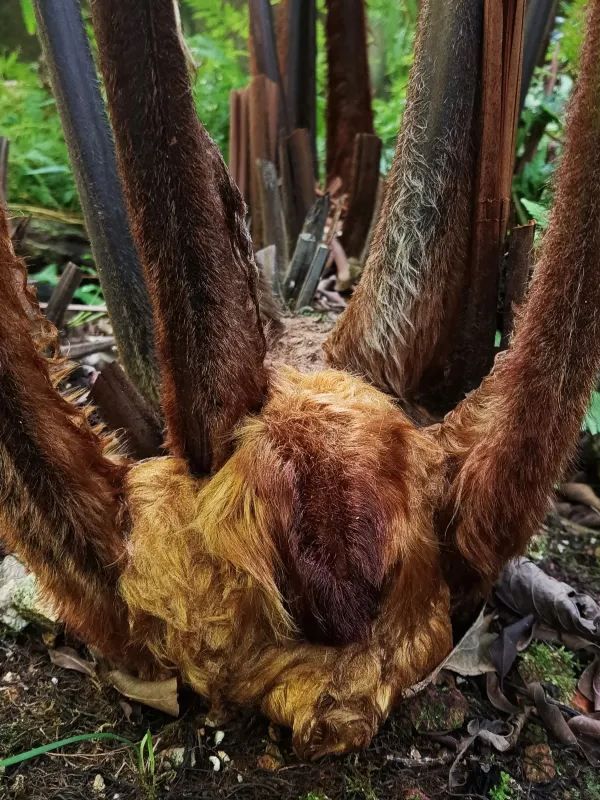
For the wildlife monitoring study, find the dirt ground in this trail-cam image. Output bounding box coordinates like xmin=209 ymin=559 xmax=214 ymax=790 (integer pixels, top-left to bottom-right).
xmin=1 ymin=314 xmax=600 ymax=800
xmin=269 ymin=310 xmax=334 ymax=371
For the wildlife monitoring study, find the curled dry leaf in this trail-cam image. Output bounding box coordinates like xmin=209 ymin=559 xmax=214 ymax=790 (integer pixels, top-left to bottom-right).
xmin=578 ymin=657 xmax=600 ymax=711
xmin=532 ymin=623 xmax=600 ymax=653
xmin=402 ymin=606 xmax=497 ymax=702
xmin=567 ymin=714 xmax=600 ymax=766
xmin=486 ymin=671 xmax=520 ymax=714
xmin=530 ymin=682 xmax=578 ymax=746
xmin=568 ymin=714 xmax=600 ymax=738
xmin=466 ymin=718 xmax=514 ymax=751
xmin=559 ymin=482 xmax=600 ymax=512
xmin=495 ymin=558 xmax=600 ymax=642
xmin=119 ymin=699 xmax=134 ymax=722
xmin=489 ymin=614 xmax=535 ymax=682
xmin=107 ymin=669 xmax=179 ymax=716
xmin=48 ymin=646 xmax=96 ymax=677
xmin=442 ymin=608 xmax=498 ymax=677
xmin=448 ymin=719 xmax=517 ymax=791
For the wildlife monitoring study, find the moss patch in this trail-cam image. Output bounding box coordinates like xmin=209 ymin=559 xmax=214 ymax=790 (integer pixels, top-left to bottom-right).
xmin=518 ymin=643 xmax=577 ymax=702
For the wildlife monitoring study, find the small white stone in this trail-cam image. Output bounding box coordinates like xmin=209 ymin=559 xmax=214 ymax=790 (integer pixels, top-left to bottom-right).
xmin=162 ymin=747 xmax=185 ymax=767
xmin=214 ymin=730 xmax=225 ymax=746
xmin=92 ymin=774 xmax=105 ymax=793
xmin=208 ymin=755 xmax=221 ymax=772
xmin=51 ymin=677 xmax=58 ymax=686
xmin=237 ymin=774 xmax=243 ymax=783
xmin=2 ymin=672 xmax=14 ymax=683
xmin=217 ymin=750 xmax=230 ymax=763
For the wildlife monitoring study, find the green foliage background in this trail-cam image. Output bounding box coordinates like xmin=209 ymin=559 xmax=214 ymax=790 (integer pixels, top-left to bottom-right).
xmin=2 ymin=0 xmax=597 ymax=429
xmin=3 ymin=0 xmax=431 ymax=211
xmin=2 ymin=0 xmax=585 ymax=216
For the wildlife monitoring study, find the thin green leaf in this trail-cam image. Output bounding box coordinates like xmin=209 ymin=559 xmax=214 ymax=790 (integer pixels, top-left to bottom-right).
xmin=584 ymin=391 xmax=600 ymax=435
xmin=0 ymin=732 xmax=134 ymax=769
xmin=20 ymin=0 xmax=36 ymax=35
xmin=520 ymin=198 xmax=550 ymax=230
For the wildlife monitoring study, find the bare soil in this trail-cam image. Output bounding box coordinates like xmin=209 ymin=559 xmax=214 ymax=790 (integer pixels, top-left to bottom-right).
xmin=269 ymin=311 xmax=335 ymax=372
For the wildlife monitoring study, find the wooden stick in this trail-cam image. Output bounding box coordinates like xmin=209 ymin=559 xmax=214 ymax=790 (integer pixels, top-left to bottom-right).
xmin=340 ymin=133 xmax=382 ymax=259
xmin=501 ymin=221 xmax=535 ymax=347
xmin=90 ymin=362 xmax=163 ymax=460
xmin=276 ymin=0 xmax=317 ymax=172
xmin=61 ymin=336 xmax=115 ymax=358
xmin=33 ymin=0 xmax=158 ymax=404
xmin=248 ymin=0 xmax=290 ymax=133
xmin=257 ymin=159 xmax=288 ymax=295
xmin=288 ymin=128 xmax=316 ymax=219
xmin=302 ymin=193 xmax=330 ymax=240
xmin=446 ymin=0 xmax=526 ymax=399
xmin=500 ymin=0 xmax=526 ymax=234
xmin=282 ymin=232 xmax=317 ymax=302
xmin=249 ymin=76 xmax=271 ymax=248
xmin=295 ymin=243 xmax=329 ymax=309
xmin=229 ymin=90 xmax=241 ymax=182
xmin=331 ymin=237 xmax=352 ymax=291
xmin=256 ymin=244 xmax=278 ymax=294
xmin=45 ymin=261 xmax=83 ymax=328
xmin=238 ymin=88 xmax=251 ymax=204
xmin=325 ymin=0 xmax=374 ymax=191
xmin=39 ymin=302 xmax=107 ymax=314
xmin=520 ymin=0 xmax=559 ymax=110
xmin=279 ymin=128 xmax=316 ymax=248
xmin=229 ymin=88 xmax=252 ymax=205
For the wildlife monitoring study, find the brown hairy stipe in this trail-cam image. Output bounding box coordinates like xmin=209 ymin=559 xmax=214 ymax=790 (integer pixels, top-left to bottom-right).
xmin=91 ymin=0 xmax=268 ymax=475
xmin=0 ymin=207 xmax=144 ymax=667
xmin=324 ymin=0 xmax=482 ymax=406
xmin=437 ymin=0 xmax=600 ymax=599
xmin=2 ymin=0 xmax=600 ymax=763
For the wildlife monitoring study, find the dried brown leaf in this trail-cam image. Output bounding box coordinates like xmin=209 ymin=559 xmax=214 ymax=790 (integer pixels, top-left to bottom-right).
xmin=495 ymin=558 xmax=600 ymax=642
xmin=48 ymin=646 xmax=96 ymax=677
xmin=402 ymin=606 xmax=497 ymax=700
xmin=107 ymin=669 xmax=179 ymax=716
xmin=530 ymin=682 xmax=578 ymax=746
xmin=449 ymin=719 xmax=518 ymax=791
xmin=466 ymin=718 xmax=514 ymax=751
xmin=560 ymin=482 xmax=600 ymax=512
xmin=489 ymin=614 xmax=535 ymax=681
xmin=443 ymin=609 xmax=498 ymax=676
xmin=486 ymin=671 xmax=521 ymax=714
xmin=568 ymin=714 xmax=600 ymax=739
xmin=578 ymin=657 xmax=600 ymax=711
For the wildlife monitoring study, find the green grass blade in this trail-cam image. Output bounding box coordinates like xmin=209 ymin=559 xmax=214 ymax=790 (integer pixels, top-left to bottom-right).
xmin=0 ymin=732 xmax=135 ymax=768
